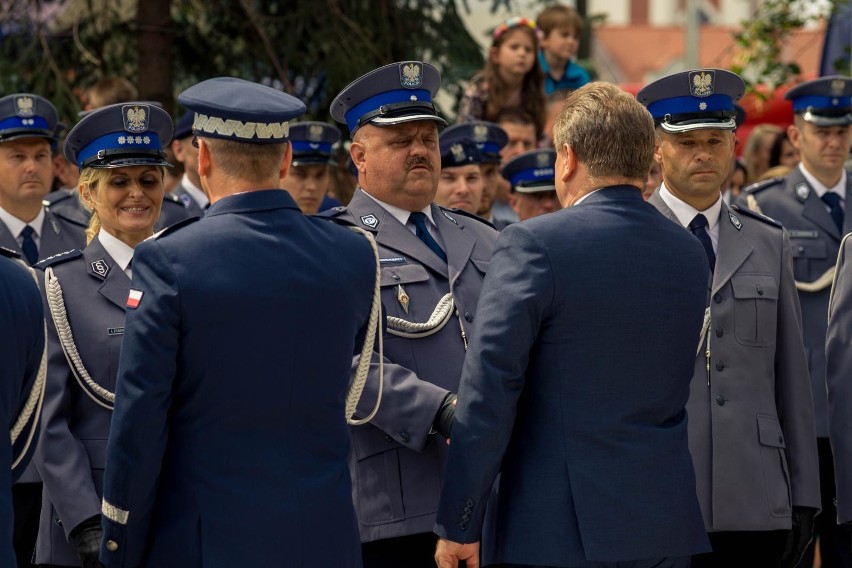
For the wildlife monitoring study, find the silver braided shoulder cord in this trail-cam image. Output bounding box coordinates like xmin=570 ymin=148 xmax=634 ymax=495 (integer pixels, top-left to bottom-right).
xmin=44 ymin=267 xmax=115 ymax=410
xmin=386 ymin=293 xmax=454 ymax=338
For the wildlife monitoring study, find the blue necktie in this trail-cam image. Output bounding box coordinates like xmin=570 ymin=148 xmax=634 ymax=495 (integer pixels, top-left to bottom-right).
xmin=822 ymin=192 xmax=844 ymax=232
xmin=409 ymin=212 xmax=447 ymax=262
xmin=20 ymin=225 xmax=37 ymax=265
xmin=688 ymin=214 xmax=716 ymax=272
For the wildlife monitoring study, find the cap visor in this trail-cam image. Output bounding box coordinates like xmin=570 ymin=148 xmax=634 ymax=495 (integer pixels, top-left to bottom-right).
xmin=514 ymin=184 xmax=556 ymax=194
xmin=802 ymin=110 xmax=852 ymax=126
xmin=88 ymin=157 xmax=173 ymax=169
xmin=659 ymin=118 xmax=736 ymax=133
xmin=368 ymin=114 xmax=448 ymax=128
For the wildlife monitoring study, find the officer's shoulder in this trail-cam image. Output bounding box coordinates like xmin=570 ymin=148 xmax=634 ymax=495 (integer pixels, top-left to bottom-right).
xmin=742 ymin=176 xmax=785 ymax=196
xmin=47 ymin=207 xmax=89 ymax=229
xmin=35 ymin=248 xmax=83 ymax=269
xmin=42 ymin=189 xmax=75 ymax=206
xmin=161 ymin=193 xmax=182 ymax=207
xmin=315 ymin=206 xmax=356 ymax=226
xmin=151 ymin=216 xmax=201 ymax=240
xmin=729 ymin=204 xmax=783 ymax=230
xmin=438 ymin=206 xmax=495 ymax=230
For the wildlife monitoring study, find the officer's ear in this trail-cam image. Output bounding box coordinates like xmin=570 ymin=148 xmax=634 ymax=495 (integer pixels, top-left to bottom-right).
xmin=279 ymin=141 xmax=293 ymax=180
xmin=787 ymin=122 xmax=803 ymax=151
xmin=197 ymin=138 xmax=211 ymax=178
xmin=350 ymin=140 xmax=367 ymax=175
xmin=559 ymin=143 xmax=576 ymax=182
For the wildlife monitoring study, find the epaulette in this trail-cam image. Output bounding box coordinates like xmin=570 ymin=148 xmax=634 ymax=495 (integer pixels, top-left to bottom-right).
xmin=729 ymin=204 xmax=783 ymax=229
xmin=314 ymin=211 xmax=358 ymax=228
xmin=162 ymin=193 xmax=182 ymax=205
xmin=151 ymin=215 xmax=200 ymax=239
xmin=438 ymin=206 xmax=496 ymax=230
xmin=42 ymin=190 xmax=75 ymax=207
xmin=50 ymin=209 xmax=89 ymax=229
xmin=0 ymin=246 xmax=21 ymax=259
xmin=317 ymin=205 xmax=347 ymax=219
xmin=34 ymin=248 xmax=82 ymax=269
xmin=742 ymin=176 xmax=784 ymax=195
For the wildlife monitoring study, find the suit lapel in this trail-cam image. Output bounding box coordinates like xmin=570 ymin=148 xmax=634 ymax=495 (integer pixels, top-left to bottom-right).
xmin=712 ymin=204 xmax=753 ymax=295
xmin=83 ymin=238 xmax=130 ymax=310
xmin=431 ymin=205 xmax=474 ymax=286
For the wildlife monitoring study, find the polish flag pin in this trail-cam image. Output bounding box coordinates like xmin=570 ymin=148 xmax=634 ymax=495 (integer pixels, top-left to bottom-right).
xmin=127 ymin=289 xmax=143 ymax=309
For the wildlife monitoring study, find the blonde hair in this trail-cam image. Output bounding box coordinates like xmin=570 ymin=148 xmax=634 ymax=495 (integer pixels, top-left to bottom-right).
xmin=78 ymin=166 xmax=167 ymax=244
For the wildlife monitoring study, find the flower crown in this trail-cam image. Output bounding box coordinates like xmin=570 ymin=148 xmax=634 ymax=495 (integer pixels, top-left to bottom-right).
xmin=492 ymin=16 xmax=542 ymax=42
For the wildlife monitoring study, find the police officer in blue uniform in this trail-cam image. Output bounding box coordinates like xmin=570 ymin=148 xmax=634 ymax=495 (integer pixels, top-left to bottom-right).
xmin=324 ymin=61 xmax=498 ymax=568
xmin=167 ymin=111 xmax=207 ymax=217
xmin=0 ymin=250 xmax=46 ymax=568
xmin=738 ymin=76 xmax=852 ymax=566
xmin=0 ymin=92 xmax=85 ymax=568
xmin=640 ymin=69 xmax=820 ymax=567
xmin=99 ymin=77 xmax=376 ymax=568
xmin=502 ymin=148 xmax=560 ymax=221
xmin=434 ymin=136 xmax=484 ymax=214
xmin=32 ymin=102 xmax=173 ymax=568
xmin=282 ymin=121 xmax=341 ymax=214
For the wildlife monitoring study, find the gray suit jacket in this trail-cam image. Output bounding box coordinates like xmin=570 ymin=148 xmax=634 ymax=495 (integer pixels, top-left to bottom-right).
xmin=737 ymin=169 xmax=852 ymax=437
xmin=826 ymin=233 xmax=852 ymax=524
xmin=651 ymin=190 xmax=820 ymax=531
xmin=33 ymin=238 xmax=127 ymax=565
xmin=322 ymin=189 xmax=498 ymax=542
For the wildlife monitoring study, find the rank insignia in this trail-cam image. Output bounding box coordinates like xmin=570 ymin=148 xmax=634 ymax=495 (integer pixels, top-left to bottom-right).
xmin=689 ymin=71 xmax=714 ymax=97
xmin=360 ymin=214 xmax=379 ymax=229
xmin=123 ymin=105 xmax=149 ymax=133
xmin=400 ymin=62 xmax=423 ymax=89
xmin=15 ymin=96 xmax=35 ymax=117
xmin=396 ymin=284 xmax=410 ymax=313
xmin=795 ymin=183 xmax=810 ymax=201
xmin=728 ymin=211 xmax=742 ymax=230
xmin=91 ymin=259 xmax=110 ymax=278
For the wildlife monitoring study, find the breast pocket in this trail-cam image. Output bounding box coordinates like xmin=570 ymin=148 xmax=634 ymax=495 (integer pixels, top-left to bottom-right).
xmin=731 ymin=274 xmax=778 ymax=347
xmin=790 ymin=238 xmax=827 ymax=282
xmin=380 ymin=263 xmax=430 ymax=319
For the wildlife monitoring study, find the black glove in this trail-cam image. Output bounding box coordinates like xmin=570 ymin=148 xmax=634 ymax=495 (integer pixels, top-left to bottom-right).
xmin=433 ymin=393 xmax=457 ymax=439
xmin=69 ymin=515 xmax=105 ymax=568
xmin=780 ymin=506 xmax=817 ymax=568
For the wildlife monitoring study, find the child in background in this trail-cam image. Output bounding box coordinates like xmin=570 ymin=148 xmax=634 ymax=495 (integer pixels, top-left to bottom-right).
xmin=536 ymin=4 xmax=590 ymax=95
xmin=457 ymin=17 xmax=547 ymax=137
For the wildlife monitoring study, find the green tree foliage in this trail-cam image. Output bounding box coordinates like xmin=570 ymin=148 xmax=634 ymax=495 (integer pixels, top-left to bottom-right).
xmin=0 ymin=0 xmax=485 ymax=133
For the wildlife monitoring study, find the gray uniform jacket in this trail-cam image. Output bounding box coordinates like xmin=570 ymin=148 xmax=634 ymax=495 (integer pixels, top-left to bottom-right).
xmin=32 ymin=238 xmax=127 ymax=565
xmin=650 ymin=190 xmax=820 ymax=531
xmin=826 ymin=233 xmax=852 ymax=524
xmin=169 ymin=182 xmax=207 ymax=219
xmin=322 ymin=189 xmax=498 ymax=543
xmin=737 ymin=169 xmax=852 ymax=437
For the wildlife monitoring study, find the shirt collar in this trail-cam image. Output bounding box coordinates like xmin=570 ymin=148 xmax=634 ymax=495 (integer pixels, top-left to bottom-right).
xmin=573 ymin=187 xmax=602 ymax=206
xmin=0 ymin=205 xmax=45 ymax=238
xmin=659 ymin=182 xmax=723 ymax=230
xmin=360 ymin=188 xmax=437 ymax=228
xmin=799 ymin=163 xmax=847 ymax=199
xmin=97 ymin=228 xmax=135 ymax=273
xmin=181 ymin=173 xmax=209 ymax=208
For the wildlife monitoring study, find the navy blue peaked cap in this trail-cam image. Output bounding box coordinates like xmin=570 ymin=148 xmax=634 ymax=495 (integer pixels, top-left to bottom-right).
xmin=0 ymin=94 xmax=58 ymax=143
xmin=178 ymin=77 xmax=306 ymax=143
xmin=637 ymin=69 xmax=745 ymax=133
xmin=64 ymin=102 xmax=173 ymax=169
xmin=785 ymin=76 xmax=852 ymax=126
xmin=501 ymin=149 xmax=556 ymax=193
xmin=440 ymin=139 xmax=482 ymax=169
xmin=441 ymin=122 xmax=507 ymax=164
xmin=330 ymin=61 xmax=447 ymax=134
xmin=289 ymin=121 xmax=341 ymax=166
xmin=173 ymin=111 xmax=194 ymax=140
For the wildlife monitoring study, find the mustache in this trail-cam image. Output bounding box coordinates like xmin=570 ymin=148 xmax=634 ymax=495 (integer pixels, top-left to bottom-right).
xmin=405 ymin=157 xmax=434 ymax=172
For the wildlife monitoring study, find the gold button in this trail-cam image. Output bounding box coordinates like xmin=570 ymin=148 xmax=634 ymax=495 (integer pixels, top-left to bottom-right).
xmin=106 ymin=540 xmax=118 ymax=552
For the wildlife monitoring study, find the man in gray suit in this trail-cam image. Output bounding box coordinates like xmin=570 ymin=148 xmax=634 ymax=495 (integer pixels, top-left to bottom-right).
xmin=323 ymin=61 xmax=498 ymax=568
xmin=639 ymin=69 xmax=821 ymax=567
xmin=738 ymin=76 xmax=852 ymax=566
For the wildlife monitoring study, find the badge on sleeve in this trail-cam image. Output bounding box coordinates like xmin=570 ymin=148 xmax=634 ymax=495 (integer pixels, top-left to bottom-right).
xmin=127 ymin=289 xmax=143 ymax=309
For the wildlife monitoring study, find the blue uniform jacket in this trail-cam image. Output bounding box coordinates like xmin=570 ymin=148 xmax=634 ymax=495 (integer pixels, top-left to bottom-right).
xmin=435 ymin=187 xmax=711 ymax=565
xmin=100 ymin=189 xmax=375 ymax=568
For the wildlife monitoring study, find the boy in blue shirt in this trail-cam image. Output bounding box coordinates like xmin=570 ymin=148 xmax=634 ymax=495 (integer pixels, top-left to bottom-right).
xmin=536 ymin=4 xmax=590 ymax=95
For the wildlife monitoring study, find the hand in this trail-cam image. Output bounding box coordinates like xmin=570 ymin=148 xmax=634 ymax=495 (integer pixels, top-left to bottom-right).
xmin=780 ymin=507 xmax=817 ymax=568
xmin=434 ymin=538 xmax=479 ymax=568
xmin=70 ymin=516 xmax=105 ymax=568
xmin=433 ymin=393 xmax=457 ymax=440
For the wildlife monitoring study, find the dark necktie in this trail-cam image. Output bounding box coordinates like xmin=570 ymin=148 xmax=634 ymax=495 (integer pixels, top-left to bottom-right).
xmin=822 ymin=192 xmax=844 ymax=232
xmin=688 ymin=214 xmax=716 ymax=272
xmin=409 ymin=212 xmax=447 ymax=262
xmin=20 ymin=225 xmax=38 ymax=265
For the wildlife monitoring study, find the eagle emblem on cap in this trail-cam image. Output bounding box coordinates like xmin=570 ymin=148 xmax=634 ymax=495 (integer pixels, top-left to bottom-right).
xmin=690 ymin=71 xmax=714 ymax=98
xmin=536 ymin=152 xmax=550 ymax=168
xmin=473 ymin=123 xmax=489 ymax=143
xmin=15 ymin=96 xmax=34 ymax=118
xmin=832 ymin=79 xmax=846 ymax=95
xmin=308 ymin=124 xmax=324 ymax=142
xmin=450 ymin=143 xmax=466 ymax=162
xmin=123 ymin=105 xmax=148 ymax=133
xmin=400 ymin=62 xmax=423 ymax=89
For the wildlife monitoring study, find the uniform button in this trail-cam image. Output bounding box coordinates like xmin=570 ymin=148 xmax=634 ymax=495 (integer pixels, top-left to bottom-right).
xmin=464 ymin=311 xmax=473 ymax=322
xmin=463 ymin=507 xmax=472 ymax=514
xmin=106 ymin=540 xmax=118 ymax=552
xmin=392 ymin=274 xmax=400 ymax=281
xmin=716 ymin=361 xmax=725 ymax=371
xmin=400 ymin=432 xmax=410 ymax=442
xmin=715 ymin=328 xmax=723 ymax=337
xmin=756 ymin=285 xmax=764 ymax=295
xmin=778 ymin=436 xmax=784 ymax=444
xmin=716 ymin=395 xmax=725 ymax=406
xmin=713 ymin=293 xmax=723 ymax=304
xmin=798 ymin=246 xmax=805 ymax=253
xmin=465 ymin=499 xmax=474 ymax=507
xmin=385 ymin=434 xmax=393 ymax=443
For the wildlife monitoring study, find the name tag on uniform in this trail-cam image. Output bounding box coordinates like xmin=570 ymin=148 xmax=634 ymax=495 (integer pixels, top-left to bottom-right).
xmin=380 ymin=257 xmax=407 ymax=265
xmin=107 ymin=327 xmax=124 ymax=336
xmin=789 ymin=230 xmax=819 ymax=239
